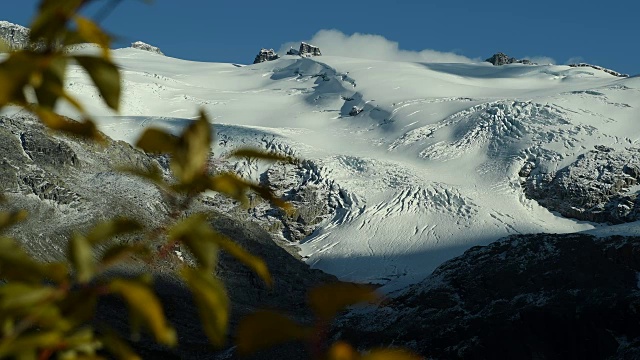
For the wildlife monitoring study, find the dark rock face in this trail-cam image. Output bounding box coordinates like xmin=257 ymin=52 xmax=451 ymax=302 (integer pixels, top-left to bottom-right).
xmin=522 ymin=146 xmax=640 ymax=223
xmin=131 ymin=41 xmax=164 ymax=55
xmin=485 ymin=52 xmax=535 ymax=66
xmin=568 ymin=63 xmax=629 ymax=78
xmin=253 ymin=48 xmax=279 ymax=64
xmin=338 ymin=233 xmax=640 ymax=360
xmin=299 ymin=42 xmax=322 ymax=57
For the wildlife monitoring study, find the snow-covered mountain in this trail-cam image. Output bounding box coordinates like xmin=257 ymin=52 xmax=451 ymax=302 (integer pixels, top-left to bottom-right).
xmin=39 ymin=46 xmax=640 ymax=290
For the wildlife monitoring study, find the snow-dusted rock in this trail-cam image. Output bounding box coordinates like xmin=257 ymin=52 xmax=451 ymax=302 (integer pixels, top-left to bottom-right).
xmin=0 ymin=21 xmax=33 ymax=51
xmin=338 ymin=232 xmax=640 ymax=359
xmin=485 ymin=52 xmax=535 ymax=66
xmin=0 ymin=112 xmax=336 ymax=359
xmin=253 ymin=48 xmax=279 ymax=64
xmin=131 ymin=40 xmax=163 ymax=55
xmin=299 ymin=42 xmax=322 ymax=57
xmin=523 ymin=146 xmax=640 ymax=223
xmin=568 ymin=63 xmax=629 ymax=77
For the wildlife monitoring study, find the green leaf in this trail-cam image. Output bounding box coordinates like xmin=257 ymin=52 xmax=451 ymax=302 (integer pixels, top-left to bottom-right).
xmin=171 ymin=111 xmax=212 ymax=184
xmin=68 ymin=234 xmax=94 ymax=283
xmin=0 ymin=210 xmax=28 ymax=233
xmin=135 ymin=128 xmax=178 ymax=154
xmin=168 ymin=214 xmax=218 ymax=272
xmin=226 ymin=148 xmax=297 ymax=164
xmin=308 ymin=283 xmax=379 ymax=321
xmin=74 ymin=55 xmax=121 ymax=111
xmin=109 ymin=278 xmax=177 ymax=347
xmin=235 ymin=310 xmax=311 ymax=356
xmin=86 ymin=218 xmax=142 ymax=245
xmin=181 ymin=267 xmax=229 ymax=347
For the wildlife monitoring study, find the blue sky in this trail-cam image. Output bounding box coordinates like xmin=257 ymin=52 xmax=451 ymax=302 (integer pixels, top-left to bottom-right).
xmin=4 ymin=0 xmax=639 ymax=74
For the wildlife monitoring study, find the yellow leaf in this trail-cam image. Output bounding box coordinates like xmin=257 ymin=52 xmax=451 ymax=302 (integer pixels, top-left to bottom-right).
xmin=30 ymin=0 xmax=84 ymax=45
xmin=118 ymin=165 xmax=164 ymax=184
xmin=208 ymin=173 xmax=250 ymax=206
xmin=0 ymin=51 xmax=40 ymax=107
xmin=135 ymin=128 xmax=178 ymax=154
xmin=0 ymin=331 xmax=63 ymax=357
xmin=109 ymin=278 xmax=177 ymax=347
xmin=308 ymin=283 xmax=379 ymax=321
xmin=327 ymin=341 xmax=359 ymax=360
xmin=208 ymin=232 xmax=271 ymax=287
xmin=168 ymin=214 xmax=218 ymax=272
xmin=73 ymin=55 xmax=121 ymax=111
xmin=0 ymin=283 xmax=58 ymax=311
xmin=235 ymin=310 xmax=312 ymax=356
xmin=227 ymin=148 xmax=297 ymax=164
xmin=0 ymin=237 xmax=68 ymax=284
xmin=100 ymin=244 xmax=150 ymax=267
xmin=33 ymin=55 xmax=67 ymax=109
xmin=360 ymin=349 xmax=423 ymax=360
xmin=74 ymin=16 xmax=112 ymax=58
xmin=181 ymin=267 xmax=229 ymax=347
xmin=68 ymin=234 xmax=94 ymax=283
xmin=0 ymin=209 xmax=28 ymax=232
xmin=171 ymin=111 xmax=212 ymax=184
xmin=86 ymin=218 xmax=142 ymax=245
xmin=101 ymin=330 xmax=142 ymax=360
xmin=30 ymin=106 xmax=103 ymax=141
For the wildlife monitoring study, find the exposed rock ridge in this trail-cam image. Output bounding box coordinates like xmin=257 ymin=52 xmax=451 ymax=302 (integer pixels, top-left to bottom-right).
xmin=0 ymin=21 xmax=33 ymax=51
xmin=522 ymin=145 xmax=640 ymax=223
xmin=568 ymin=63 xmax=629 ymax=77
xmin=338 ymin=232 xmax=640 ymax=360
xmin=485 ymin=52 xmax=536 ymax=66
xmin=131 ymin=41 xmax=163 ymax=55
xmin=253 ymin=48 xmax=279 ymax=64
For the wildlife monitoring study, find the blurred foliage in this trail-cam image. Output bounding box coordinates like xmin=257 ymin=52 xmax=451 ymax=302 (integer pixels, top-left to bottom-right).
xmin=0 ymin=1 xmax=422 ymax=359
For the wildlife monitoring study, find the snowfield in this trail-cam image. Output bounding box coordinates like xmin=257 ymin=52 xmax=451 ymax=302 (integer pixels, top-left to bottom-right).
xmin=52 ymin=47 xmax=640 ymax=289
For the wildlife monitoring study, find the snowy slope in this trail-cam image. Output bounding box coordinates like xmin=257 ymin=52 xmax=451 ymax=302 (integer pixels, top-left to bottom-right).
xmin=54 ymin=47 xmax=640 ymax=289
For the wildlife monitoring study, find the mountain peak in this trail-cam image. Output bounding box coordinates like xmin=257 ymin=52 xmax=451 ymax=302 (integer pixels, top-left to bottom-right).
xmin=0 ymin=21 xmax=31 ymax=51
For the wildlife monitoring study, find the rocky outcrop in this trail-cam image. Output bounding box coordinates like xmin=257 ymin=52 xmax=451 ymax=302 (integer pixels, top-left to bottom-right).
xmin=485 ymin=52 xmax=535 ymax=66
xmin=338 ymin=232 xmax=640 ymax=360
xmin=285 ymin=42 xmax=322 ymax=57
xmin=0 ymin=113 xmax=337 ymax=359
xmin=568 ymin=63 xmax=629 ymax=77
xmin=0 ymin=21 xmax=33 ymax=51
xmin=253 ymin=48 xmax=279 ymax=64
xmin=299 ymin=42 xmax=322 ymax=57
xmin=131 ymin=40 xmax=164 ymax=55
xmin=522 ymin=146 xmax=640 ymax=223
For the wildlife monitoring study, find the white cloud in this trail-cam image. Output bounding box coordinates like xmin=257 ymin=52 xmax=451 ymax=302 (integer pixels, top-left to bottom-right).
xmin=279 ymin=29 xmax=474 ymax=64
xmin=523 ymin=56 xmax=556 ymax=65
xmin=565 ymin=56 xmax=585 ymax=65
